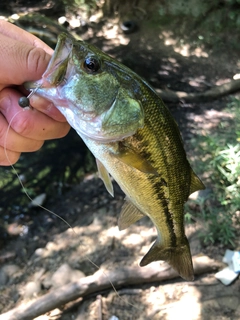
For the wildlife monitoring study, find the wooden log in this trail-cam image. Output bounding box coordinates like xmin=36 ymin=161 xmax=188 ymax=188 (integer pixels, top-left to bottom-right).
xmin=0 ymin=256 xmax=223 ymax=320
xmin=157 ymin=79 xmax=240 ymax=103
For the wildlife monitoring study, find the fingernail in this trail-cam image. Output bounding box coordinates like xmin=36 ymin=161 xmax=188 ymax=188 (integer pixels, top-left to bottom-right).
xmin=0 ymin=94 xmax=11 ymax=112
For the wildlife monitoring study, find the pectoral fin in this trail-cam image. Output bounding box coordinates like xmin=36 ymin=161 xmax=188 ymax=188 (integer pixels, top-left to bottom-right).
xmin=118 ymin=199 xmax=145 ymax=230
xmin=96 ymin=159 xmax=114 ymax=197
xmin=115 ymin=146 xmax=158 ymax=175
xmin=189 ymin=169 xmax=205 ymax=195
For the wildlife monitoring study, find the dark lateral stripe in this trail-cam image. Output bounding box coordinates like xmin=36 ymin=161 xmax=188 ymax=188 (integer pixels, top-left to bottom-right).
xmin=132 ymin=117 xmax=177 ymax=247
xmin=151 ymin=178 xmax=177 ymax=247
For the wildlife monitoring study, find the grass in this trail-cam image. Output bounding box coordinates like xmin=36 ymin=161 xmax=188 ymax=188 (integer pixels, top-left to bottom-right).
xmin=185 ymin=97 xmax=240 ymax=247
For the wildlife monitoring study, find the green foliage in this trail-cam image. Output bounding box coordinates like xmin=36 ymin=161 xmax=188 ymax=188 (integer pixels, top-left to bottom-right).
xmin=158 ymin=0 xmax=209 ymax=18
xmin=62 ymin=0 xmax=99 ymax=15
xmin=156 ymin=0 xmax=240 ymax=49
xmin=186 ymin=97 xmax=240 ymax=247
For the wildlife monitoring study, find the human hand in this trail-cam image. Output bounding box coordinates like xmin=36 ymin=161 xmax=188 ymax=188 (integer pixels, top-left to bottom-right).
xmin=0 ymin=20 xmax=70 ymax=166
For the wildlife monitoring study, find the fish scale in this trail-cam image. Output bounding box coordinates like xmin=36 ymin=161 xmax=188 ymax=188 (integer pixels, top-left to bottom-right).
xmin=26 ymin=33 xmax=205 ymax=281
xmin=118 ymin=86 xmax=194 ymax=276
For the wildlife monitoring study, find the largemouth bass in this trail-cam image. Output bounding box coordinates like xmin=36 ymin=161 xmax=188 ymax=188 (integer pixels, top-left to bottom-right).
xmin=26 ymin=33 xmax=204 ymax=281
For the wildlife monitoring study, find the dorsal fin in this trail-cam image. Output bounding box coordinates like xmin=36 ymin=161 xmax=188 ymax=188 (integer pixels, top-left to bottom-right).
xmin=189 ymin=169 xmax=205 ymax=195
xmin=118 ymin=199 xmax=145 ymax=230
xmin=96 ymin=159 xmax=114 ymax=197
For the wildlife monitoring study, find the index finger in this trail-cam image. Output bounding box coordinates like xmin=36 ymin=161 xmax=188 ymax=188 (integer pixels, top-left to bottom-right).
xmin=0 ymin=34 xmax=51 ymax=85
xmin=0 ymin=20 xmax=53 ymax=55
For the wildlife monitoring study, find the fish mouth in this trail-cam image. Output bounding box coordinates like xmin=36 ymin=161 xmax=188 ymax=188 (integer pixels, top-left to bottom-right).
xmin=25 ymin=33 xmax=74 ymax=91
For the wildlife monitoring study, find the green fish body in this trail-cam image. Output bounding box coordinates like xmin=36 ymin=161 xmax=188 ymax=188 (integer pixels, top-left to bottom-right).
xmin=26 ymin=34 xmax=204 ymax=281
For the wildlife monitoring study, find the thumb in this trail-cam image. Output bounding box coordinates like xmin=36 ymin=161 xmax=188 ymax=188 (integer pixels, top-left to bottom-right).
xmin=0 ymin=33 xmax=51 ymax=85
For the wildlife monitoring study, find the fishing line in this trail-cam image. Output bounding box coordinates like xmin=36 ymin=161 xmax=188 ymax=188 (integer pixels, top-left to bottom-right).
xmin=4 ymin=96 xmax=138 ymax=313
xmin=4 ymin=84 xmax=73 ymax=229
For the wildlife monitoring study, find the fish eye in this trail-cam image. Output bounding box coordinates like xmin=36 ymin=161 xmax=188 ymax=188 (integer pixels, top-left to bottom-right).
xmin=83 ymin=57 xmax=100 ymax=74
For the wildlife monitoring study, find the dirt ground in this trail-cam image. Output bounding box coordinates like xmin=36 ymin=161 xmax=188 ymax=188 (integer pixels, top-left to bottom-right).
xmin=1 ymin=10 xmax=240 ymax=320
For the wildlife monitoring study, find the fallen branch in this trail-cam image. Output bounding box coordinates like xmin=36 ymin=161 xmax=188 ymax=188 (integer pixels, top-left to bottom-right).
xmin=157 ymin=78 xmax=240 ymax=103
xmin=0 ymin=256 xmax=222 ymax=320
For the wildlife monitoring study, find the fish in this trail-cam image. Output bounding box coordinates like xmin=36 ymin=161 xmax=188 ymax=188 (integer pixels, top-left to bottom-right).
xmin=26 ymin=33 xmax=205 ymax=281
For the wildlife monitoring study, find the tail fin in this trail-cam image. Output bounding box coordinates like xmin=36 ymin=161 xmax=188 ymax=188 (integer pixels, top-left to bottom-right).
xmin=140 ymin=237 xmax=194 ymax=281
